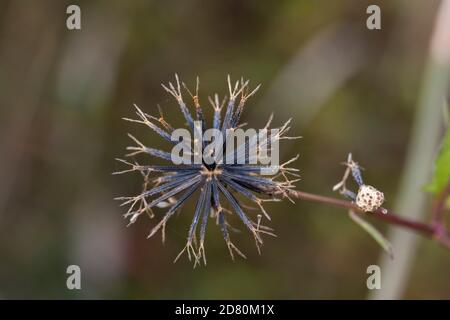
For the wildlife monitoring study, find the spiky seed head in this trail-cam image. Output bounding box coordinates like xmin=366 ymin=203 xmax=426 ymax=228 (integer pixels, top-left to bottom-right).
xmin=115 ymin=75 xmax=299 ymax=266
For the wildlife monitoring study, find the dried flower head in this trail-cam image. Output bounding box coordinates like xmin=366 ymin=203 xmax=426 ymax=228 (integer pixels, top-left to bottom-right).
xmin=355 ymin=185 xmax=384 ymax=212
xmin=114 ymin=75 xmax=299 ymax=266
xmin=333 ymin=153 xmax=386 ymax=213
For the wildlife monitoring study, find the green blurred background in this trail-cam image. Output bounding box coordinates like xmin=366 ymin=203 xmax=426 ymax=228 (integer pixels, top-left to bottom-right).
xmin=0 ymin=0 xmax=449 ymax=299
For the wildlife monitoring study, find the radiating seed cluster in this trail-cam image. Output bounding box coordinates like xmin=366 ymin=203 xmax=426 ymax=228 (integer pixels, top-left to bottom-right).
xmin=114 ymin=75 xmax=299 ymax=266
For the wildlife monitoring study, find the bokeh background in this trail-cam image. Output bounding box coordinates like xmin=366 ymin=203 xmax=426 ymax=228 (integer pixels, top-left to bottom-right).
xmin=0 ymin=0 xmax=449 ymax=299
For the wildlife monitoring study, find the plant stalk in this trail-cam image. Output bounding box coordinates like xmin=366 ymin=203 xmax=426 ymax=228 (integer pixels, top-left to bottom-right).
xmin=288 ymin=189 xmax=450 ymax=249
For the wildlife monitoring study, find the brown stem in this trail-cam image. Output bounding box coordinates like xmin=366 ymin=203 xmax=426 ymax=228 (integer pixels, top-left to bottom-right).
xmin=288 ymin=189 xmax=450 ymax=249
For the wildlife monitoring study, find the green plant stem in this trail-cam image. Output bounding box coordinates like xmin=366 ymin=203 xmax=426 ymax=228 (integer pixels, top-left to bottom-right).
xmin=288 ymin=189 xmax=450 ymax=249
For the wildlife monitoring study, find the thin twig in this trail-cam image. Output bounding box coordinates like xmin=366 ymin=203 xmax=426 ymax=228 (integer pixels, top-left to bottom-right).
xmin=287 ymin=189 xmax=450 ymax=249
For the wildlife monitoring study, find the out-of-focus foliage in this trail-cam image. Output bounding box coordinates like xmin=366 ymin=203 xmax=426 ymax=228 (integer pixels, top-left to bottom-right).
xmin=426 ymin=126 xmax=450 ymax=196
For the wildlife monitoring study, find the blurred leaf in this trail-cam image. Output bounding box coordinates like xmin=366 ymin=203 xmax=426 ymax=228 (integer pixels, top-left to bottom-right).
xmin=426 ymin=126 xmax=450 ymax=195
xmin=443 ymin=101 xmax=449 ymax=126
xmin=348 ymin=210 xmax=393 ymax=258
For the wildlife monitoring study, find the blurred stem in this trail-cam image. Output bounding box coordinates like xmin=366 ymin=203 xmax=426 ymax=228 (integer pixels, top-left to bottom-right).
xmin=287 ymin=189 xmax=450 ymax=249
xmin=370 ymin=0 xmax=450 ymax=300
xmin=348 ymin=210 xmax=393 ymax=259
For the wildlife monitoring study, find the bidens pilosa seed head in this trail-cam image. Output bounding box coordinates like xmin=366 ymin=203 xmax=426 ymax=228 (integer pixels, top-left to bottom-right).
xmin=114 ymin=75 xmax=300 ymax=266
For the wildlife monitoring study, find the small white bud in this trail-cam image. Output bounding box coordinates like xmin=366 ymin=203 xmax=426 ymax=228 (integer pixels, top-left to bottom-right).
xmin=356 ymin=185 xmax=384 ymax=212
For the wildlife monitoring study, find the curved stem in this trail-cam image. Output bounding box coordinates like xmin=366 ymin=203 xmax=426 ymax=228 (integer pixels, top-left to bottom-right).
xmin=288 ymin=189 xmax=450 ymax=249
